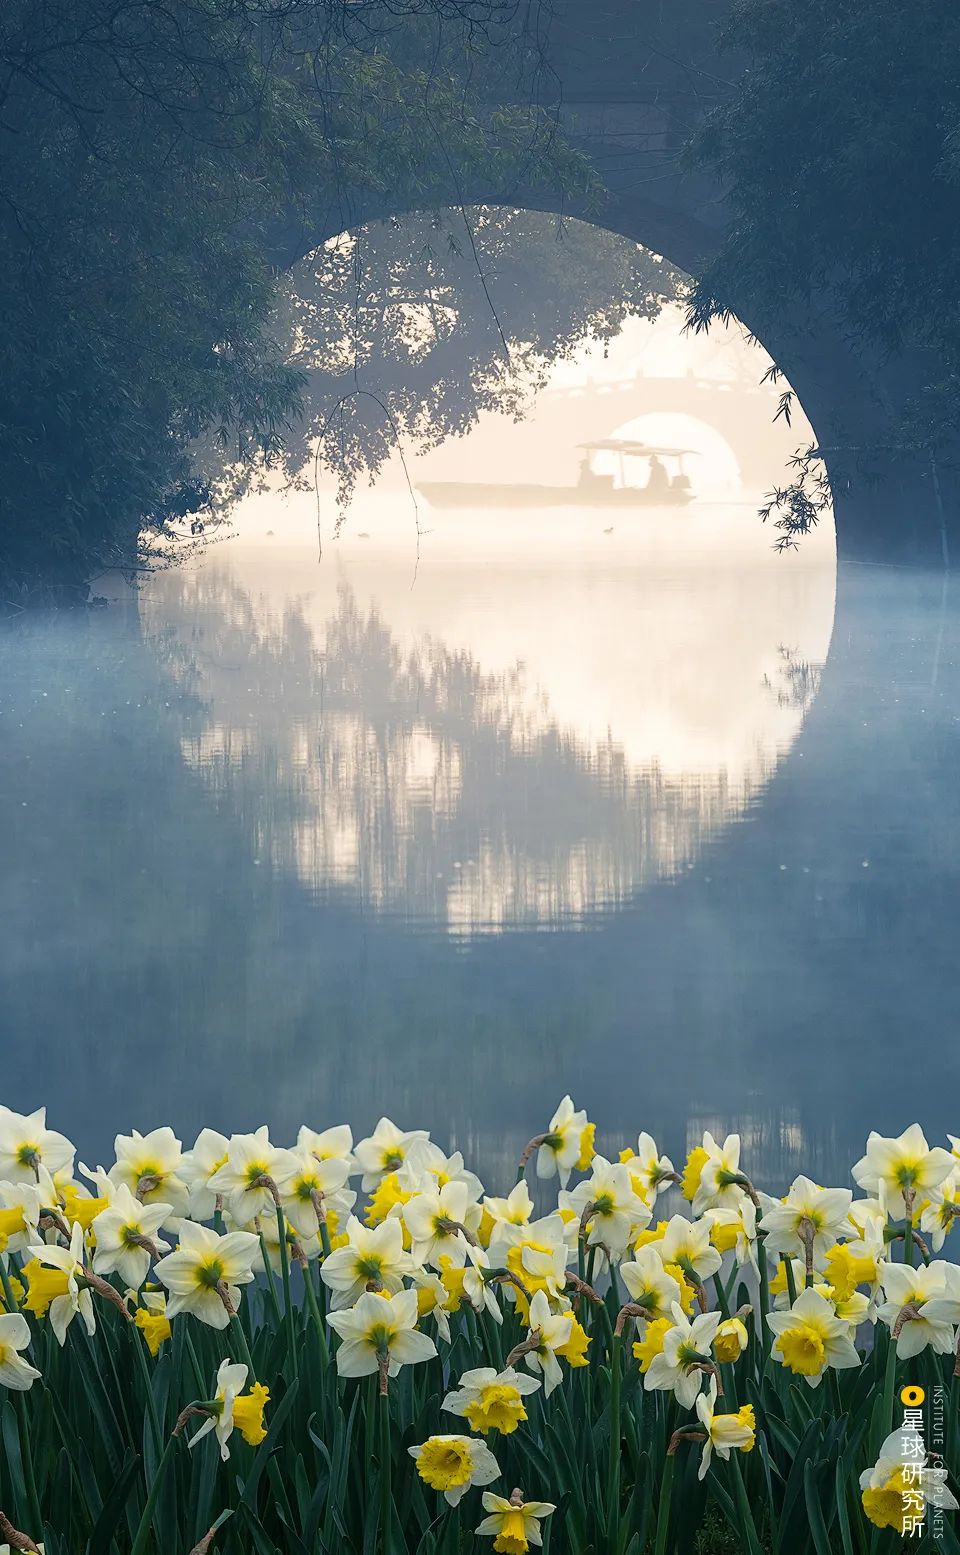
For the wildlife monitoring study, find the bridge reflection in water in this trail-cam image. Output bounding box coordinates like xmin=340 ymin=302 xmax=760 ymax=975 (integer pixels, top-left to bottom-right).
xmin=152 ymin=544 xmax=833 ymax=935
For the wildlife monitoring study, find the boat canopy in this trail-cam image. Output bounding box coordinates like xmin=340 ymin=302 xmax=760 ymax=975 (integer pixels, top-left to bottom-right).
xmin=578 ymin=439 xmax=696 ymax=457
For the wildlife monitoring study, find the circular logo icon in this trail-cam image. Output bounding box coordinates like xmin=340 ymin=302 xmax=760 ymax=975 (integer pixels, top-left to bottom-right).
xmin=900 ymin=1385 xmax=926 ymax=1407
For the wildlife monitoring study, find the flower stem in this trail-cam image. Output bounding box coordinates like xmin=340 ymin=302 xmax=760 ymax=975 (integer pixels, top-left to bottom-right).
xmin=132 ymin=1325 xmax=164 ymax=1458
xmin=606 ymin=1331 xmax=623 ymax=1542
xmin=230 ymin=1311 xmax=257 ymax=1384
xmin=301 ymin=1257 xmax=329 ymax=1368
xmin=379 ymin=1386 xmax=393 ymax=1555
xmin=275 ymin=1205 xmax=297 ymax=1379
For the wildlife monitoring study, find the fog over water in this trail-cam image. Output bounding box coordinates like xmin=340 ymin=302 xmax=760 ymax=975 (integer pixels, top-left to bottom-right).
xmin=2 ymin=293 xmax=957 ymax=1192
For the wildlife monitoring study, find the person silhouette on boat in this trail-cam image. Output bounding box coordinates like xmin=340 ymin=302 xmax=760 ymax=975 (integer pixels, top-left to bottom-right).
xmin=578 ymin=456 xmax=613 ymax=493
xmin=645 ymin=454 xmax=669 ymax=499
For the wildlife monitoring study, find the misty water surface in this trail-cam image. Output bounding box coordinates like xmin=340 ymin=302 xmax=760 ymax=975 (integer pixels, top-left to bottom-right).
xmin=2 ymin=528 xmax=958 ymax=1189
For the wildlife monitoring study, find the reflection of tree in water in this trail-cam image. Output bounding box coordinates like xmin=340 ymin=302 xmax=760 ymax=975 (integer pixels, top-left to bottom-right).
xmin=762 ymin=645 xmax=824 ymax=713
xmin=150 ymin=566 xmax=770 ymax=933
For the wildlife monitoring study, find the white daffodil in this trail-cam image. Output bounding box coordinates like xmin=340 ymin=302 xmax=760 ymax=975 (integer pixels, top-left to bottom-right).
xmin=27 ymin=1222 xmax=95 ymax=1346
xmin=535 ymin=1096 xmax=593 ymax=1188
xmin=487 ymin=1217 xmax=571 ymax=1309
xmin=767 ymin=1287 xmax=861 ymax=1386
xmin=0 ymin=1312 xmax=42 ymax=1391
xmin=180 ymin=1129 xmax=229 ymax=1220
xmin=877 ymin=1260 xmax=960 ymax=1359
xmin=0 ymin=1108 xmax=74 ymax=1191
xmin=409 ymin=1434 xmax=501 ymax=1506
xmin=326 ymin=1288 xmax=437 ymax=1379
xmin=520 ymin=1289 xmax=574 ymax=1396
xmin=483 ymin=1181 xmax=534 ymax=1237
xmin=354 ymin=1118 xmax=430 ymax=1192
xmin=695 ymin=1374 xmax=756 ymax=1479
xmin=561 ymin=1156 xmax=651 ymax=1256
xmin=622 ymin=1133 xmax=677 ymax=1202
xmin=644 ymin=1303 xmax=722 ymax=1409
xmin=297 ymin=1124 xmax=355 ymax=1171
xmin=758 ymin=1176 xmax=853 ymax=1264
xmin=398 ymin=1139 xmax=484 ymax=1208
xmin=187 ymin=1358 xmax=269 ymax=1461
xmin=403 ymin=1180 xmax=474 ymax=1268
xmin=462 ymin=1244 xmax=503 ymax=1325
xmin=90 ymin=1185 xmax=170 ymax=1291
xmin=188 ymin=1358 xmax=247 ymax=1460
xmin=0 ymin=1182 xmax=42 ymax=1256
xmin=109 ymin=1127 xmax=190 ymax=1221
xmin=476 ymin=1492 xmax=555 ymax=1549
xmin=704 ymin=1199 xmax=758 ymax=1270
xmin=620 ymin=1245 xmax=684 ymax=1321
xmin=410 ymin=1267 xmax=455 ymax=1343
xmin=319 ymin=1214 xmax=414 ymax=1308
xmin=442 ymin=1366 xmax=541 ymax=1435
xmin=860 ymin=1428 xmax=959 ymax=1533
xmin=691 ymin=1133 xmax=746 ymax=1215
xmin=154 ymin=1221 xmax=259 ymax=1329
xmin=274 ymin=1151 xmax=354 ymax=1239
xmin=852 ymin=1126 xmax=954 ymax=1214
xmin=207 ymin=1128 xmax=298 ymax=1225
xmin=920 ymin=1167 xmax=960 ymax=1252
xmin=659 ymin=1214 xmax=722 ymax=1287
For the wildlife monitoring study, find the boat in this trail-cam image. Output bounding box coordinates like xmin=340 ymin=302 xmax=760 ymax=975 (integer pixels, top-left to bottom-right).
xmin=417 ymin=439 xmax=698 ymax=509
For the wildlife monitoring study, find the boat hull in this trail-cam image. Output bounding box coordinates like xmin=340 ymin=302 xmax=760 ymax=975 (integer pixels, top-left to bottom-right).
xmin=416 ymin=482 xmax=695 ymax=509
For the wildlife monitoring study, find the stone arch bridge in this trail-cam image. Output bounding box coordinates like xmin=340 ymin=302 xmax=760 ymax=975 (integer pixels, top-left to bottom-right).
xmin=271 ymin=0 xmax=946 ymax=565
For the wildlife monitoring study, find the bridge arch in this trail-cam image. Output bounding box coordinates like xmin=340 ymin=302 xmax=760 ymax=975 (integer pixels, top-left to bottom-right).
xmin=276 ymin=195 xmax=848 ymax=545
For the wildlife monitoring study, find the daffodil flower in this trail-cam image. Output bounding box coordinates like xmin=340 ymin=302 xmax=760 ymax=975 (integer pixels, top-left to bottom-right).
xmin=704 ymin=1200 xmax=758 ymax=1269
xmin=297 ymin=1123 xmax=355 ymax=1171
xmin=919 ymin=1167 xmax=960 ymax=1252
xmin=207 ymin=1128 xmax=299 ymax=1225
xmin=188 ymin=1358 xmax=269 ymax=1460
xmin=482 ymin=1182 xmax=535 ymax=1244
xmin=561 ymin=1156 xmax=652 ymax=1256
xmin=442 ymin=1366 xmax=541 ymax=1435
xmin=402 ymin=1180 xmax=474 ymax=1267
xmin=619 ymin=1245 xmax=683 ymax=1321
xmin=133 ymin=1291 xmax=172 ymax=1356
xmin=109 ymin=1127 xmax=190 ymax=1221
xmin=154 ymin=1221 xmax=259 ymax=1329
xmin=694 ymin=1375 xmax=755 ymax=1479
xmin=520 ymin=1290 xmax=574 ymax=1396
xmin=26 ymin=1222 xmax=95 ymax=1346
xmin=0 ymin=1182 xmax=41 ymax=1256
xmin=535 ymin=1096 xmax=591 ymax=1188
xmin=877 ymin=1260 xmax=960 ymax=1358
xmin=354 ymin=1118 xmax=430 ymax=1192
xmin=274 ymin=1150 xmax=354 ymax=1239
xmin=326 ymin=1288 xmax=437 ymax=1379
xmin=408 ymin=1434 xmax=500 ymax=1506
xmin=319 ymin=1214 xmax=414 ymax=1308
xmin=643 ymin=1302 xmax=722 ymax=1408
xmin=852 ymin=1125 xmax=955 ymax=1214
xmin=659 ymin=1214 xmax=722 ymax=1287
xmin=0 ymin=1312 xmax=41 ymax=1391
xmin=90 ymin=1184 xmax=171 ymax=1291
xmin=180 ymin=1128 xmax=230 ymax=1220
xmin=476 ymin=1490 xmax=555 ymax=1553
xmin=860 ymin=1429 xmax=958 ymax=1532
xmin=758 ymin=1176 xmax=853 ymax=1266
xmin=691 ymin=1132 xmax=749 ymax=1215
xmin=398 ymin=1139 xmax=485 ymax=1206
xmin=620 ymin=1132 xmax=677 ymax=1202
xmin=461 ymin=1243 xmax=503 ymax=1324
xmin=766 ymin=1287 xmax=861 ymax=1385
xmin=713 ymin=1316 xmax=749 ymax=1364
xmin=0 ymin=1107 xmax=74 ymax=1191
